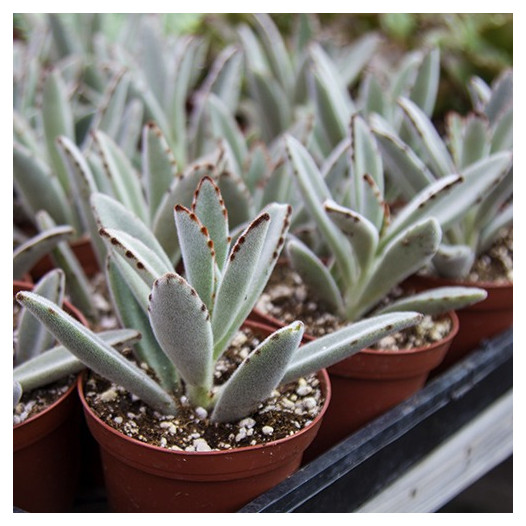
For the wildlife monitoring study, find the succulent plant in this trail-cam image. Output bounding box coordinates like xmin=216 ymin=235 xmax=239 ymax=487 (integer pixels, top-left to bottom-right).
xmin=370 ymin=69 xmax=513 ymax=279
xmin=13 ymin=269 xmax=140 ymax=406
xmin=238 ymin=14 xmax=379 ymax=150
xmin=17 ymin=177 xmax=423 ymax=423
xmin=283 ymin=118 xmax=488 ymax=323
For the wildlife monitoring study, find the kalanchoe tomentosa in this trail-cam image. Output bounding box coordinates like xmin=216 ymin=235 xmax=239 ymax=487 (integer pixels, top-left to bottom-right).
xmin=13 ymin=269 xmax=140 ymax=409
xmin=370 ymin=69 xmax=513 ymax=279
xmin=17 ymin=177 xmax=423 ymax=423
xmin=283 ymin=115 xmax=487 ymax=323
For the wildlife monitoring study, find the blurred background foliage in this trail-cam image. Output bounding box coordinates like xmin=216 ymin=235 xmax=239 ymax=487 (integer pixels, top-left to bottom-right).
xmin=13 ymin=12 xmax=512 ymax=118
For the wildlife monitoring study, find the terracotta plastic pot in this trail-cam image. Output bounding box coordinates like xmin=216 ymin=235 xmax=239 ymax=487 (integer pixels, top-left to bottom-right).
xmin=13 ymin=281 xmax=88 ymax=512
xmin=30 ymin=236 xmax=100 ymax=280
xmin=404 ymin=274 xmax=513 ymax=373
xmin=13 ymin=380 xmax=82 ymax=512
xmin=304 ymin=311 xmax=459 ymax=461
xmin=78 ymin=321 xmax=331 ymax=513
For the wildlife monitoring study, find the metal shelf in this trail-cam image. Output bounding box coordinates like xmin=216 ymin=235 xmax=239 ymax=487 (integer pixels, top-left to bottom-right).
xmin=239 ymin=329 xmax=513 ymax=513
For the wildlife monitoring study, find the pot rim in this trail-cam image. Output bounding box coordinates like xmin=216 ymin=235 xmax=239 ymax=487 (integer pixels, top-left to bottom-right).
xmin=77 ymin=367 xmax=331 ymax=457
xmin=357 ymin=310 xmax=460 ymax=357
xmin=252 ymin=308 xmax=460 ymax=356
xmin=13 ymin=378 xmax=77 ymax=431
xmin=409 ymin=272 xmax=513 ymax=290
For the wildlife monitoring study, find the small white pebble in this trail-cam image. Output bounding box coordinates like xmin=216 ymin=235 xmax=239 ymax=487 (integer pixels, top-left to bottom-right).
xmin=262 ymin=426 xmax=274 ymax=435
xmin=195 ymin=407 xmax=208 ymax=420
xmin=281 ymin=398 xmax=295 ymax=409
xmin=235 ymin=428 xmax=247 ymax=442
xmin=302 ymin=397 xmax=317 ymax=410
xmin=99 ymin=388 xmax=118 ymax=402
xmin=114 ymin=416 xmax=123 ymax=424
xmin=160 ymin=437 xmax=168 ymax=447
xmin=238 ymin=417 xmax=256 ymax=429
xmin=296 ymin=384 xmax=313 ymax=396
xmin=193 ymin=438 xmax=212 ymax=451
xmin=160 ymin=421 xmax=177 ymax=434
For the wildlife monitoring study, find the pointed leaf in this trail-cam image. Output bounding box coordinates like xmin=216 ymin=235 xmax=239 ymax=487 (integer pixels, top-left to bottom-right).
xmin=14 ymin=329 xmax=141 ymax=393
xmin=249 ymin=70 xmax=291 ymax=141
xmin=192 ymin=176 xmax=230 ymax=272
xmin=90 ymin=70 xmax=131 ymax=140
xmin=174 ymin=205 xmax=216 ymax=311
xmin=207 ymin=93 xmax=248 ymax=173
xmin=353 ymin=218 xmax=442 ymax=319
xmin=253 ymin=14 xmax=294 ymax=96
xmin=55 ymin=136 xmax=107 ymax=269
xmin=13 ymin=226 xmax=73 ymax=280
xmin=371 ymin=114 xmax=437 ymax=196
xmin=35 ymin=211 xmax=96 ymax=319
xmin=152 ymin=162 xmax=215 ymax=262
xmin=485 ymin=70 xmax=513 ymax=126
xmin=351 ymin=114 xmax=384 ymax=207
xmin=408 ymin=47 xmax=440 ymax=117
xmin=286 ymin=238 xmax=344 ymax=315
xmin=376 ymin=287 xmax=487 ymax=316
xmin=282 ymin=312 xmax=423 ymax=384
xmin=13 ymin=142 xmax=74 ymax=227
xmin=15 ymin=269 xmax=65 ymax=365
xmin=218 ymin=203 xmax=293 ymax=353
xmin=91 ymin=192 xmax=173 ymax=269
xmin=117 ymin=98 xmax=145 ymax=158
xmin=324 ymin=199 xmax=379 ymax=272
xmin=149 ymin=273 xmax=214 ymax=391
xmin=212 ymin=321 xmax=304 ymax=423
xmin=399 ymin=96 xmax=456 ymax=176
xmin=491 ymin=105 xmax=513 ymax=152
xmin=285 ymin=135 xmax=355 ymax=287
xmin=216 ymin=170 xmax=254 ymax=229
xmin=41 ymin=68 xmax=74 ymax=193
xmin=211 ymin=213 xmax=270 ymax=353
xmin=383 ymin=174 xmax=464 ymax=246
xmin=16 ymin=291 xmax=177 ymax=414
xmin=99 ymin=227 xmax=171 ymax=287
xmin=92 ymin=131 xmax=148 ymax=223
xmin=142 ymin=121 xmax=178 ymax=223
xmin=106 ymin=256 xmax=179 ymax=391
xmin=460 ymin=115 xmax=491 ymax=168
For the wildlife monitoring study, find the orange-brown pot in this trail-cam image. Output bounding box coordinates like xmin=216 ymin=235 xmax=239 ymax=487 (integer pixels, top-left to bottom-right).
xmin=303 ymin=311 xmax=458 ymax=461
xmin=78 ymin=321 xmax=331 ymax=513
xmin=13 ymin=281 xmax=88 ymax=512
xmin=404 ymin=274 xmax=512 ymax=373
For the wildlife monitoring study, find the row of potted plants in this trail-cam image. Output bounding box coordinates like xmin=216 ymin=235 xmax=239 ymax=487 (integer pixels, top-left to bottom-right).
xmin=13 ymin=14 xmax=512 ymax=513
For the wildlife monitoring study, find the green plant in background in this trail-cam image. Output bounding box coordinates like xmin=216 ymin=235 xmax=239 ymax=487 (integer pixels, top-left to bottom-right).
xmin=17 ymin=178 xmax=423 ymax=422
xmin=13 ymin=269 xmax=140 ymax=407
xmin=322 ymin=13 xmax=512 ymax=116
xmin=283 ymin=116 xmax=488 ymax=323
